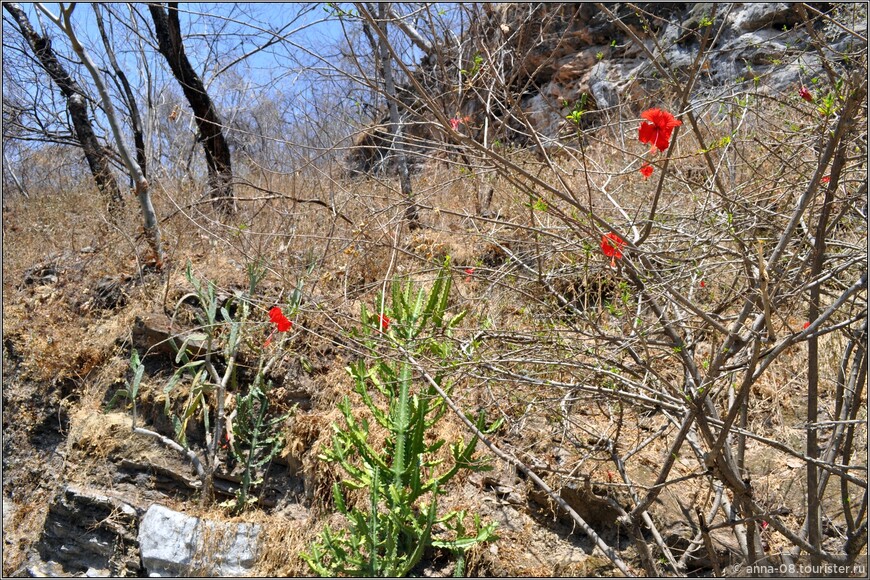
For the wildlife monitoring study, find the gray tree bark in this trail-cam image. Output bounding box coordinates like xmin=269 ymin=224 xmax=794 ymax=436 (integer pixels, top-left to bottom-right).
xmin=93 ymin=3 xmax=147 ymax=180
xmin=35 ymin=2 xmax=163 ymax=266
xmin=361 ymin=2 xmax=418 ymax=227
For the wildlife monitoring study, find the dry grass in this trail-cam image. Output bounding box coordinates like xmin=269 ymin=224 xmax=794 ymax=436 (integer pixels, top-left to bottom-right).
xmin=3 ymin=87 xmax=866 ymax=576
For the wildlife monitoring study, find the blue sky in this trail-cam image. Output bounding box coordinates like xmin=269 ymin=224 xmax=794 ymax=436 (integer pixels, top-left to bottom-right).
xmin=16 ymin=3 xmax=346 ymax=91
xmin=3 ymin=3 xmax=454 ymax=175
xmin=14 ymin=3 xmax=437 ymax=92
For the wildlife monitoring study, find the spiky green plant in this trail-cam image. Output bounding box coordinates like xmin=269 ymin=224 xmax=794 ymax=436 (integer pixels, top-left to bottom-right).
xmin=106 ymin=348 xmax=144 ymax=427
xmin=301 ymin=258 xmax=498 ymax=577
xmin=227 ymin=370 xmax=291 ymax=513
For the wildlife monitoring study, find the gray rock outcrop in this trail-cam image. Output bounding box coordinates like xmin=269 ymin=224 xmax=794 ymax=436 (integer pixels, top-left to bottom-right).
xmin=347 ymin=3 xmax=867 ymax=171
xmin=482 ymin=2 xmax=865 ymax=143
xmin=137 ymin=504 xmax=261 ymax=577
xmin=26 ymin=486 xmax=141 ymax=577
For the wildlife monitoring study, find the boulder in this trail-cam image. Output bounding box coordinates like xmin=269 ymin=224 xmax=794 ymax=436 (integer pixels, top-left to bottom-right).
xmin=138 ymin=504 xmax=260 ymax=577
xmin=730 ymin=2 xmax=800 ymax=31
xmin=588 ymin=62 xmax=619 ymax=110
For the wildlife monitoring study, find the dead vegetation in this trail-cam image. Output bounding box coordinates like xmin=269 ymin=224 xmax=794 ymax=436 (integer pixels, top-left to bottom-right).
xmin=4 ymin=99 xmax=866 ymax=572
xmin=3 ymin=3 xmax=868 ymax=572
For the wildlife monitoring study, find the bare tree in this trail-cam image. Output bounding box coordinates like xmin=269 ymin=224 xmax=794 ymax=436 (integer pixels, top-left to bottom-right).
xmin=148 ymin=2 xmax=236 ymax=215
xmin=343 ymin=3 xmax=868 ymax=574
xmin=35 ymin=2 xmax=163 ymax=265
xmin=357 ymin=2 xmax=418 ymax=227
xmin=93 ymin=3 xmax=147 ymax=180
xmin=4 ymin=2 xmax=124 ymax=217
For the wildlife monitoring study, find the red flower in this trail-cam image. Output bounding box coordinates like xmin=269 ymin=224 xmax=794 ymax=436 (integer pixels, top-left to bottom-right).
xmin=821 ymin=175 xmax=830 ymax=184
xmin=377 ymin=313 xmax=390 ymax=331
xmin=464 ymin=267 xmax=475 ymax=283
xmin=269 ymin=306 xmax=292 ymax=332
xmin=601 ymin=233 xmax=626 ymax=267
xmin=803 ymin=321 xmax=811 ymax=330
xmin=449 ymin=117 xmax=460 ymax=131
xmin=639 ymin=163 xmax=654 ymax=179
xmin=799 ymin=86 xmax=813 ymax=102
xmin=265 ymin=307 xmax=292 ymax=347
xmin=699 ymin=280 xmax=706 ymax=288
xmin=638 ymin=108 xmax=682 ymax=152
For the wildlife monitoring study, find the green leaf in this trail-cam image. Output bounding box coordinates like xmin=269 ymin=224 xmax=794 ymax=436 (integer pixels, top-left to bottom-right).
xmin=105 ymin=388 xmax=130 ymax=411
xmin=434 ymin=266 xmax=452 ymax=327
xmin=447 ymin=310 xmax=467 ymax=329
xmin=174 ymin=332 xmax=208 ymax=363
xmin=332 ymin=481 xmax=347 ymax=513
xmin=306 ymin=258 xmax=498 ymax=576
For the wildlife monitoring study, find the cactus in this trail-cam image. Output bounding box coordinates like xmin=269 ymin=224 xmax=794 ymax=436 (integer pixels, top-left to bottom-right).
xmin=302 ymin=258 xmax=498 ymax=577
xmin=227 ymin=367 xmax=290 ymax=512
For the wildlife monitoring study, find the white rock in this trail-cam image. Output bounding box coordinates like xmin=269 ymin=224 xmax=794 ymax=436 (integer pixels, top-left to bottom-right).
xmin=138 ymin=504 xmax=260 ymax=577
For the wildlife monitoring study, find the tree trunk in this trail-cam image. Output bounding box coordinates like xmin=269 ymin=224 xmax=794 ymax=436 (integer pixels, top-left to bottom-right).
xmin=94 ymin=4 xmax=147 ymax=180
xmin=36 ymin=2 xmax=163 ymax=266
xmin=4 ymin=2 xmax=124 ymax=218
xmin=375 ymin=3 xmax=418 ymax=227
xmin=3 ymin=148 xmax=30 ymax=200
xmin=148 ymin=2 xmax=236 ymax=215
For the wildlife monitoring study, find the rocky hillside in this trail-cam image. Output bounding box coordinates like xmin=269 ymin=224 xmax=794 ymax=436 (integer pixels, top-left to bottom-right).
xmin=350 ymin=2 xmax=862 ymax=171
xmin=3 ymin=2 xmax=867 ymax=578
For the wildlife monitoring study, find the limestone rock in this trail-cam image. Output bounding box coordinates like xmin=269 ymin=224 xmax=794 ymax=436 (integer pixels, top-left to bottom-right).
xmin=138 ymin=504 xmax=261 ymax=577
xmin=730 ymin=2 xmax=800 ymax=31
xmin=588 ymin=61 xmax=618 ymax=110
xmin=345 ymin=3 xmax=866 ymax=173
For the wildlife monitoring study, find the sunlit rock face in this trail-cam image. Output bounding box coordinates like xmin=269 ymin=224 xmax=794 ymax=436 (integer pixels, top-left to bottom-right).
xmin=347 ymin=2 xmax=865 ymax=172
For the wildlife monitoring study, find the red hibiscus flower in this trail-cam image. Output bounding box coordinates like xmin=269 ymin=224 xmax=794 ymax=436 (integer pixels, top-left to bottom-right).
xmin=601 ymin=232 xmax=626 ymax=267
xmin=639 ymin=163 xmax=654 ymax=179
xmin=269 ymin=306 xmax=292 ymax=332
xmin=799 ymin=86 xmax=813 ymax=102
xmin=377 ymin=313 xmax=390 ymax=332
xmin=638 ymin=108 xmax=682 ymax=152
xmin=264 ymin=306 xmax=292 ymax=347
